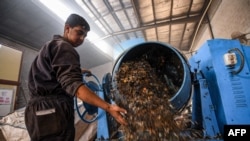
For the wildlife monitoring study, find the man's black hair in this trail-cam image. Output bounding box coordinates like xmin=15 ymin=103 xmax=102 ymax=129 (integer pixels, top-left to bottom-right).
xmin=65 ymin=14 xmax=90 ymax=31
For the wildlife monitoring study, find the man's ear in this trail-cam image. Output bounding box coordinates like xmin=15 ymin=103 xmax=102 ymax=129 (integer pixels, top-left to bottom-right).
xmin=64 ymin=24 xmax=70 ymax=33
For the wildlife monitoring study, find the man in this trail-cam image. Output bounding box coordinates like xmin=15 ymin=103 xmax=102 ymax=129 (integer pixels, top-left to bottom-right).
xmin=25 ymin=13 xmax=127 ymax=141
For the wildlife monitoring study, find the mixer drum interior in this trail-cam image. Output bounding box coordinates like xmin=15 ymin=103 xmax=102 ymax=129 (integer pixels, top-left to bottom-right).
xmin=112 ymin=42 xmax=192 ymax=111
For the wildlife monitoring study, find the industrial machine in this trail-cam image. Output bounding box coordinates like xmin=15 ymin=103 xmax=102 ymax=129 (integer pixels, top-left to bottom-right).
xmin=75 ymin=39 xmax=250 ymax=140
xmin=189 ymin=39 xmax=250 ymax=138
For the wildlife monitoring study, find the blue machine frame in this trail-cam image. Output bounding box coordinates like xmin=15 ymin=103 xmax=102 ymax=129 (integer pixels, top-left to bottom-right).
xmin=189 ymin=39 xmax=250 ymax=138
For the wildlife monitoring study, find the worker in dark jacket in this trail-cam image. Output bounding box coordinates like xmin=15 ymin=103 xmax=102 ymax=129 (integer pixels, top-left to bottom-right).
xmin=25 ymin=13 xmax=127 ymax=141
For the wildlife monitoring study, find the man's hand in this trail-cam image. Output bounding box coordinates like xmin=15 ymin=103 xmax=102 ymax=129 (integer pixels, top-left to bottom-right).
xmin=76 ymin=80 xmax=127 ymax=125
xmin=106 ymin=104 xmax=128 ymax=126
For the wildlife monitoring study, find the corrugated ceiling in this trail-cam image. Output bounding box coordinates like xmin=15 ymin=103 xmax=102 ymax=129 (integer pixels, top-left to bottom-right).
xmin=80 ymin=0 xmax=209 ymax=52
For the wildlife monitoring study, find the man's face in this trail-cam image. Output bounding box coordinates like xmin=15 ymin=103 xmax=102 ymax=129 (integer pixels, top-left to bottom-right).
xmin=65 ymin=25 xmax=88 ymax=47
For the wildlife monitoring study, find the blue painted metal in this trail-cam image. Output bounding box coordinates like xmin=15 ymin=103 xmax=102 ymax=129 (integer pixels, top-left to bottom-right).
xmin=96 ymin=90 xmax=110 ymax=139
xmin=192 ymin=71 xmax=220 ymax=137
xmin=189 ymin=39 xmax=250 ymax=137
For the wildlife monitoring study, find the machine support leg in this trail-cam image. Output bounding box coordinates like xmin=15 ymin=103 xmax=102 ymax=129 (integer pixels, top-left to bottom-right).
xmin=97 ymin=91 xmax=110 ymax=139
xmin=199 ymin=79 xmax=220 ymax=138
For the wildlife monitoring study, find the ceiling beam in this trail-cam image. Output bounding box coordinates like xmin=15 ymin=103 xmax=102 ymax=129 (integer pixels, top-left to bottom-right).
xmin=96 ymin=15 xmax=201 ymax=41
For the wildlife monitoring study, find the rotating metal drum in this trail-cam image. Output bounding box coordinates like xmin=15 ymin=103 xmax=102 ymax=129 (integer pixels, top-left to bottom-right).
xmin=111 ymin=42 xmax=192 ymax=112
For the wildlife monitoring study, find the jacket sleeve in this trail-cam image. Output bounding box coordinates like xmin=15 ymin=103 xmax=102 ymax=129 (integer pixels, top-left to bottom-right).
xmin=51 ymin=41 xmax=84 ymax=96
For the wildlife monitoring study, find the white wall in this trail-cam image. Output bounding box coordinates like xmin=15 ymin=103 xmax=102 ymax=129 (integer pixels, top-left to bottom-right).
xmin=192 ymin=0 xmax=250 ymax=52
xmin=89 ymin=61 xmax=113 ymax=82
xmin=0 ymin=37 xmax=38 ymax=109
